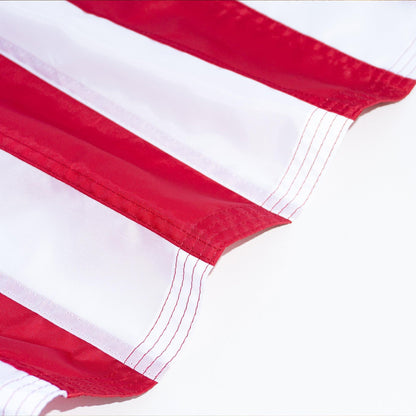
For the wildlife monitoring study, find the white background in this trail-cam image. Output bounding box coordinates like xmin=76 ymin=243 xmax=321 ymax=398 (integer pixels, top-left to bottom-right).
xmin=44 ymin=88 xmax=416 ymax=415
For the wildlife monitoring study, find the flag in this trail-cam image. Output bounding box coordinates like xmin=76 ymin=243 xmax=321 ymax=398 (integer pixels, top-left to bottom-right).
xmin=0 ymin=1 xmax=415 ymax=414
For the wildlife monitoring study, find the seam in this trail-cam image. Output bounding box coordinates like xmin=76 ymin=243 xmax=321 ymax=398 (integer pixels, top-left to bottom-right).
xmin=123 ymin=248 xmax=181 ymax=365
xmin=0 ymin=355 xmax=155 ymax=397
xmin=270 ymin=111 xmax=327 ymax=212
xmin=288 ymin=118 xmax=350 ymax=219
xmin=0 ymin=131 xmax=223 ymax=261
xmin=1 ymin=378 xmax=38 ymax=416
xmin=0 ymin=355 xmax=150 ymax=386
xmin=154 ymin=263 xmax=211 ymax=381
xmin=129 ymin=210 xmax=202 ymax=371
xmin=31 ymin=390 xmax=61 ymax=416
xmin=389 ymin=35 xmax=416 ymax=71
xmin=133 ymin=202 xmax=233 ymax=374
xmin=149 ymin=207 xmax=226 ymax=378
xmin=127 ymin=204 xmax=279 ymax=372
xmin=143 ymin=258 xmax=200 ymax=376
xmin=14 ymin=383 xmax=49 ymax=416
xmin=132 ymin=253 xmax=191 ymax=370
xmin=278 ymin=114 xmax=338 ymax=215
xmin=0 ymin=375 xmax=29 ymax=394
xmin=0 ymin=130 xmax=282 ymax=265
xmin=69 ymin=0 xmax=411 ymax=113
xmin=131 ymin=22 xmax=407 ymax=119
xmin=408 ymin=63 xmax=416 ymax=78
xmin=397 ymin=49 xmax=416 ymax=75
xmin=261 ymin=107 xmax=318 ymax=207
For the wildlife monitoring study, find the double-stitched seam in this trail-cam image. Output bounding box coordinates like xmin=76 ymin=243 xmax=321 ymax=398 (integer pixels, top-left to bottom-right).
xmin=142 ymin=258 xmax=200 ymax=376
xmin=0 ymin=355 xmax=154 ymax=395
xmin=125 ymin=207 xmax=275 ymax=369
xmin=288 ymin=118 xmax=350 ymax=219
xmin=131 ymin=207 xmax=217 ymax=371
xmin=123 ymin=248 xmax=181 ymax=366
xmin=278 ymin=114 xmax=338 ymax=215
xmin=270 ymin=111 xmax=328 ymax=212
xmin=133 ymin=253 xmax=191 ymax=371
xmin=1 ymin=378 xmax=39 ymax=416
xmin=31 ymin=390 xmax=62 ymax=416
xmin=261 ymin=108 xmax=319 ymax=207
xmin=389 ymin=35 xmax=416 ymax=71
xmin=131 ymin=22 xmax=406 ymax=119
xmin=152 ymin=268 xmax=211 ymax=379
xmin=0 ymin=130 xmax=282 ymax=265
xmin=0 ymin=131 xmax=222 ymax=263
xmin=14 ymin=383 xmax=50 ymax=416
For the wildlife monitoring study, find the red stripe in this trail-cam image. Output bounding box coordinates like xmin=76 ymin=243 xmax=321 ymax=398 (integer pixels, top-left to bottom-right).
xmin=70 ymin=0 xmax=415 ymax=120
xmin=0 ymin=293 xmax=155 ymax=398
xmin=0 ymin=56 xmax=289 ymax=266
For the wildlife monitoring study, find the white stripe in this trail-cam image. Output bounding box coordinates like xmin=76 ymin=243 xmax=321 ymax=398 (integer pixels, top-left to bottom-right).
xmin=262 ymin=109 xmax=327 ymax=212
xmin=267 ymin=113 xmax=352 ymax=217
xmin=152 ymin=263 xmax=210 ymax=381
xmin=0 ymin=149 xmax=210 ymax=379
xmin=135 ymin=259 xmax=211 ymax=379
xmin=0 ymin=361 xmax=66 ymax=416
xmin=123 ymin=253 xmax=213 ymax=379
xmin=261 ymin=109 xmax=351 ymax=217
xmin=244 ymin=1 xmax=416 ymax=79
xmin=284 ymin=119 xmax=352 ymax=220
xmin=0 ymin=0 xmax=333 ymax=213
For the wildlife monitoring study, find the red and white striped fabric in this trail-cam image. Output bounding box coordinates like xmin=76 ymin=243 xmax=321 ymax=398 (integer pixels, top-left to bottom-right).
xmin=0 ymin=1 xmax=415 ymax=414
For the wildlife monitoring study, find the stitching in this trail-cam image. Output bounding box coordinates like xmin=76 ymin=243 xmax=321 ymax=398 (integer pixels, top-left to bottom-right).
xmin=188 ymin=206 xmax=273 ymax=261
xmin=406 ymin=61 xmax=416 ymax=78
xmin=0 ymin=138 xmax=286 ymax=377
xmin=134 ymin=204 xmax=283 ymax=372
xmin=138 ymin=204 xmax=233 ymax=375
xmin=127 ymin=206 xmax=204 ymax=370
xmin=0 ymin=355 xmax=152 ymax=385
xmin=143 ymin=258 xmax=200 ymax=375
xmin=1 ymin=378 xmax=38 ymax=416
xmin=0 ymin=131 xmax=223 ymax=256
xmin=125 ymin=202 xmax=217 ymax=367
xmin=55 ymin=0 xmax=408 ymax=119
xmin=154 ymin=263 xmax=210 ymax=381
xmin=389 ymin=35 xmax=416 ymax=71
xmin=132 ymin=254 xmax=191 ymax=370
xmin=269 ymin=111 xmax=327 ymax=212
xmin=396 ymin=50 xmax=416 ymax=75
xmin=0 ymin=375 xmax=29 ymax=394
xmin=261 ymin=108 xmax=318 ymax=207
xmin=13 ymin=383 xmax=49 ymax=416
xmin=149 ymin=212 xmax=218 ymax=378
xmin=123 ymin=248 xmax=181 ymax=365
xmin=288 ymin=119 xmax=350 ymax=219
xmin=0 ymin=131 xmax=280 ymax=265
xmin=278 ymin=114 xmax=338 ymax=215
xmin=1 ymin=135 xmax=281 ymax=376
xmin=182 ymin=204 xmax=282 ymax=264
xmin=179 ymin=206 xmax=259 ymax=260
xmin=194 ymin=207 xmax=286 ymax=260
xmin=0 ymin=355 xmax=156 ymax=397
xmin=129 ymin=10 xmax=404 ymax=118
xmin=30 ymin=390 xmax=60 ymax=416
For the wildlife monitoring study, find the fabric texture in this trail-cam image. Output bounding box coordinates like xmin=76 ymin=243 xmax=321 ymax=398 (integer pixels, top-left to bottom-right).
xmin=0 ymin=1 xmax=415 ymax=414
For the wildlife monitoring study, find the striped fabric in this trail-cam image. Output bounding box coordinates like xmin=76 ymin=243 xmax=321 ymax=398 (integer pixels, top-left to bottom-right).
xmin=0 ymin=361 xmax=65 ymax=416
xmin=0 ymin=1 xmax=415 ymax=414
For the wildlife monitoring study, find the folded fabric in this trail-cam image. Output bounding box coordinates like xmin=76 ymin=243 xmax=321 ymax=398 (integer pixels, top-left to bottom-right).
xmin=0 ymin=1 xmax=415 ymax=414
